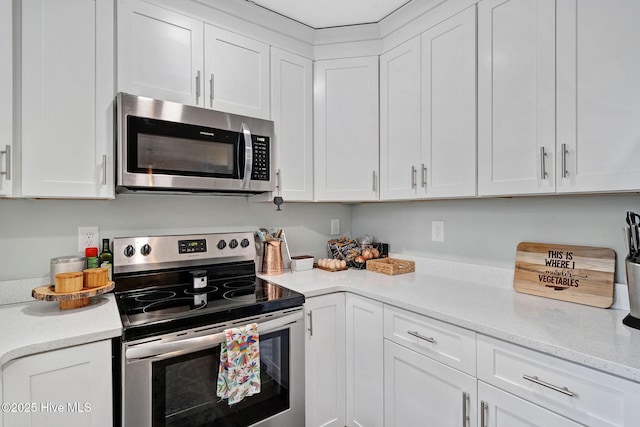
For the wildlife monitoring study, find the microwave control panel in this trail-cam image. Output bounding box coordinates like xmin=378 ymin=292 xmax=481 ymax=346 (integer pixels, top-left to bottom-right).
xmin=251 ymin=136 xmax=270 ymax=181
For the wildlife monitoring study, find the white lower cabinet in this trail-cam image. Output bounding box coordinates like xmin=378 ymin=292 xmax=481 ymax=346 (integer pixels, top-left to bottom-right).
xmin=304 ymin=293 xmax=346 ymax=427
xmin=2 ymin=340 xmax=113 ymax=427
xmin=477 ymin=334 xmax=640 ymax=426
xmin=478 ymin=382 xmax=581 ymax=427
xmin=305 ymin=293 xmax=384 ymax=427
xmin=346 ymin=294 xmax=384 ymax=427
xmin=384 ymin=340 xmax=476 ymax=427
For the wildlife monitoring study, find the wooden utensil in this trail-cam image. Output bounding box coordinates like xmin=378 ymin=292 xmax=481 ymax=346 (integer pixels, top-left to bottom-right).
xmin=513 ymin=242 xmax=615 ymax=308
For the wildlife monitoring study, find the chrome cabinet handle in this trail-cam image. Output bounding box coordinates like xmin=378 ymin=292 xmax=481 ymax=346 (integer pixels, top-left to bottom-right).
xmin=540 ymin=146 xmax=548 ymax=179
xmin=195 ymin=70 xmax=201 ymax=102
xmin=276 ymin=169 xmax=281 ymax=191
xmin=209 ymin=73 xmax=214 ymax=106
xmin=372 ymin=170 xmax=377 ymax=192
xmin=407 ymin=330 xmax=436 ymax=344
xmin=102 ymin=154 xmax=107 ymax=186
xmin=421 ymin=163 xmax=427 ymax=188
xmin=462 ymin=392 xmax=469 ymax=427
xmin=307 ymin=311 xmax=313 ymax=336
xmin=1 ymin=145 xmax=10 ymax=181
xmin=561 ymin=143 xmax=568 ymax=178
xmin=522 ymin=374 xmax=575 ymax=397
xmin=411 ymin=165 xmax=417 ymax=189
xmin=480 ymin=401 xmax=487 ymax=427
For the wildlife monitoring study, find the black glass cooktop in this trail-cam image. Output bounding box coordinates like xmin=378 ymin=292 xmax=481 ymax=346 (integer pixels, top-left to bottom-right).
xmin=116 ymin=275 xmax=304 ymax=341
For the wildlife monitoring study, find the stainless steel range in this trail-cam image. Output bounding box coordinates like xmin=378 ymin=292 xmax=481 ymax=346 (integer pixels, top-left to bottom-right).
xmin=113 ymin=232 xmax=305 ymax=427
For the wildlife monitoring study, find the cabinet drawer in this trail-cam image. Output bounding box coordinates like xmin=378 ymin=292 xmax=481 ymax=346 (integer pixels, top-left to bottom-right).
xmin=477 ymin=334 xmax=640 ymax=427
xmin=383 ymin=305 xmax=476 ymax=375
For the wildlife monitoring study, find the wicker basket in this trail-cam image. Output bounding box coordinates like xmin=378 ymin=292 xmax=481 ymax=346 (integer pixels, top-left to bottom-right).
xmin=366 ymin=258 xmax=415 ymax=275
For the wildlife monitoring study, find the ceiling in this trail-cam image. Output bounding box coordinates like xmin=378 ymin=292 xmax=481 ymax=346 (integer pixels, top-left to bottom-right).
xmin=247 ymin=0 xmax=413 ymax=29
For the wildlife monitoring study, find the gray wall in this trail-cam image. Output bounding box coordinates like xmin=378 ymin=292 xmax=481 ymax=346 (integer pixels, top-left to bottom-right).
xmin=0 ymin=195 xmax=350 ymax=281
xmin=3 ymin=193 xmax=639 ymax=285
xmin=351 ymin=194 xmax=640 ymax=284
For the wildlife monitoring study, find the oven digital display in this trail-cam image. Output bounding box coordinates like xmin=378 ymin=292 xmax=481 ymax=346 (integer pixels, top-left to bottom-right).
xmin=178 ymin=239 xmax=207 ymax=254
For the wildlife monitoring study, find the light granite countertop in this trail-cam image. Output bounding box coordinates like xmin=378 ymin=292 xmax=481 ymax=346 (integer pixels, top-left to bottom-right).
xmin=259 ymin=258 xmax=640 ymax=384
xmin=2 ymin=256 xmax=638 ymax=387
xmin=0 ymin=294 xmax=122 ymax=368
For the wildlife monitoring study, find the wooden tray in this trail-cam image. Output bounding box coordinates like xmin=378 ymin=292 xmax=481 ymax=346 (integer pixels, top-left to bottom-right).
xmin=513 ymin=242 xmax=615 ymax=308
xmin=32 ymin=282 xmax=114 ymax=310
xmin=366 ymin=258 xmax=415 ymax=275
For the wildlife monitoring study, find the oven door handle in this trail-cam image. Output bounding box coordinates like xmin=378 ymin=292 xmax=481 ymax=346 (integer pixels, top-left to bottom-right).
xmin=125 ymin=310 xmax=302 ymax=360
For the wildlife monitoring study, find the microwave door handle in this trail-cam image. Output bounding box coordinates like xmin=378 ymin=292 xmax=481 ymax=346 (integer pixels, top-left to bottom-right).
xmin=125 ymin=310 xmax=303 ymax=360
xmin=240 ymin=123 xmax=253 ymax=190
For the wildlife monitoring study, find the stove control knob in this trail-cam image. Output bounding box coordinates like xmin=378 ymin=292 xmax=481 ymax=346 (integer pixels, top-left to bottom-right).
xmin=124 ymin=245 xmax=135 ymax=257
xmin=140 ymin=244 xmax=152 ymax=256
xmin=229 ymin=239 xmax=238 ymax=249
xmin=217 ymin=240 xmax=227 ymax=250
xmin=241 ymin=238 xmax=250 ymax=248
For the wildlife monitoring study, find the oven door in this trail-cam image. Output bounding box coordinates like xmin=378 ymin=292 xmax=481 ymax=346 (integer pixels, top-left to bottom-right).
xmin=122 ymin=309 xmax=304 ymax=427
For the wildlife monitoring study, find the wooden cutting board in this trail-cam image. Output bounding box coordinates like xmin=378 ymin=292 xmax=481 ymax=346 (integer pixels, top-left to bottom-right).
xmin=513 ymin=242 xmax=616 ymax=308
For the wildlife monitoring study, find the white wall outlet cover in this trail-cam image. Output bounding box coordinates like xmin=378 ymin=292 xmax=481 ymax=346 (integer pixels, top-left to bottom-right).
xmin=331 ymin=219 xmax=341 ymax=235
xmin=78 ymin=226 xmax=100 ymax=252
xmin=431 ymin=221 xmax=444 ymax=242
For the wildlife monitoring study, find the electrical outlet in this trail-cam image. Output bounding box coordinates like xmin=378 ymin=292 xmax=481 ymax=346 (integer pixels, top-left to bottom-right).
xmin=432 ymin=221 xmax=444 ymax=242
xmin=78 ymin=226 xmax=100 ymax=252
xmin=331 ymin=219 xmax=341 ymax=235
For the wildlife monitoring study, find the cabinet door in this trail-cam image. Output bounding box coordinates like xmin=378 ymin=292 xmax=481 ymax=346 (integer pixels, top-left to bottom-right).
xmin=477 ymin=0 xmax=556 ymax=196
xmin=479 ymin=382 xmax=581 ymax=427
xmin=270 ymin=48 xmax=313 ymax=201
xmin=379 ymin=37 xmax=422 ymax=201
xmin=305 ymin=293 xmax=346 ymax=427
xmin=21 ymin=0 xmax=114 ymax=198
xmin=556 ymin=0 xmax=640 ymax=193
xmin=2 ymin=340 xmax=112 ymax=427
xmin=117 ymin=0 xmax=204 ymax=106
xmin=314 ymin=57 xmax=379 ymax=201
xmin=384 ymin=340 xmax=476 ymax=427
xmin=0 ymin=0 xmax=12 ymax=197
xmin=346 ymin=294 xmax=383 ymax=427
xmin=421 ymin=6 xmax=477 ymax=198
xmin=204 ymin=25 xmax=270 ymax=119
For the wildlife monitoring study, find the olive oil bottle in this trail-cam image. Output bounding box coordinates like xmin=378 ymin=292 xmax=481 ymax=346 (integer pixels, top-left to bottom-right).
xmin=99 ymin=238 xmax=113 ymax=281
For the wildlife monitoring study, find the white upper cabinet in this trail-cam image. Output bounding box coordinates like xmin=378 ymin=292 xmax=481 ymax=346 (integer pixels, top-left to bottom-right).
xmin=204 ymin=25 xmax=270 ymax=119
xmin=556 ymin=0 xmax=640 ymax=193
xmin=379 ymin=37 xmax=422 ymax=200
xmin=117 ymin=0 xmax=203 ymax=107
xmin=0 ymin=0 xmax=13 ymax=197
xmin=380 ymin=7 xmax=476 ymax=201
xmin=270 ymin=48 xmax=313 ymax=201
xmin=478 ymin=0 xmax=556 ymax=196
xmin=314 ymin=56 xmax=379 ymax=202
xmin=20 ymin=0 xmax=114 ymax=198
xmin=118 ymin=0 xmax=269 ymax=119
xmin=420 ymin=6 xmax=477 ymax=198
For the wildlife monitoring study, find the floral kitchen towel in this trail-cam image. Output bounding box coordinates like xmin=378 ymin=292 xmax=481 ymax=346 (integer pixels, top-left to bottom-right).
xmin=216 ymin=323 xmax=261 ymax=405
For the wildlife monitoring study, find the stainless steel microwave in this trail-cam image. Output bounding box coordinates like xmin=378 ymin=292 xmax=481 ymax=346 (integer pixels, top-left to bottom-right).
xmin=116 ymin=93 xmax=274 ymax=194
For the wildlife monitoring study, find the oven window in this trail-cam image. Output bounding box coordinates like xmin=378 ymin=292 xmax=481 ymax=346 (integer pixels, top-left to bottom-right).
xmin=152 ymin=330 xmax=290 ymax=427
xmin=127 ymin=116 xmax=240 ymax=179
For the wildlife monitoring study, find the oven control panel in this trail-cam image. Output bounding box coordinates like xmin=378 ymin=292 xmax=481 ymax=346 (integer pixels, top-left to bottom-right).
xmin=178 ymin=239 xmax=207 ymax=254
xmin=113 ymin=232 xmax=256 ymax=274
